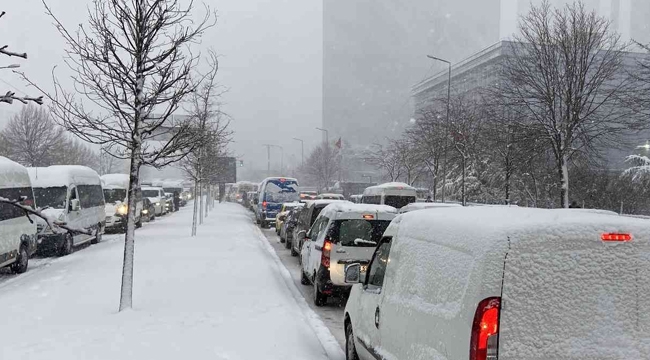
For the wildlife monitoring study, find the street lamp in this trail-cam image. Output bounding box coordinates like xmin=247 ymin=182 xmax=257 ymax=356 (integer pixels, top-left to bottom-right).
xmin=292 ymin=138 xmax=304 ymax=167
xmin=316 ymin=127 xmax=329 ymax=146
xmin=427 ymin=54 xmax=452 ymax=203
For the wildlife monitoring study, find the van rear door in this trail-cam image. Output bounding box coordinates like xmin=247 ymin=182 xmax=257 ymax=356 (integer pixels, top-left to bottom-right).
xmin=499 ymin=229 xmax=650 ymax=359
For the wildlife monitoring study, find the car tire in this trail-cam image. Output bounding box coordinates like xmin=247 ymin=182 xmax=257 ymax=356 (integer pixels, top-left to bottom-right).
xmin=10 ymin=245 xmax=29 ymax=274
xmin=91 ymin=224 xmax=102 ymax=244
xmin=346 ymin=323 xmax=360 ymax=360
xmin=260 ymin=220 xmax=267 ymax=228
xmin=291 ymin=242 xmax=299 ymax=257
xmin=284 ymin=237 xmax=292 ymax=250
xmin=313 ymin=277 xmax=328 ymax=307
xmin=59 ymin=233 xmax=73 ymax=257
xmin=300 ymin=269 xmax=310 ymax=285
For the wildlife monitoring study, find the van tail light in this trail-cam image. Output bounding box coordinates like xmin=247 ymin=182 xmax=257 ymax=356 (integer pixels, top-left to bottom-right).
xmin=601 ymin=233 xmax=632 ymax=242
xmin=470 ymin=297 xmax=501 ymax=360
xmin=321 ymin=238 xmax=332 ymax=268
xmin=262 ymin=201 xmax=267 ymax=209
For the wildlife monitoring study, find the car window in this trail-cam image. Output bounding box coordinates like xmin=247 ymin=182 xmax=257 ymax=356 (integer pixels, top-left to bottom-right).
xmin=330 ymin=219 xmax=391 ymax=247
xmin=68 ymin=187 xmax=77 ymax=211
xmin=366 ymin=237 xmax=392 ymax=290
xmin=384 ymin=196 xmax=416 ymax=209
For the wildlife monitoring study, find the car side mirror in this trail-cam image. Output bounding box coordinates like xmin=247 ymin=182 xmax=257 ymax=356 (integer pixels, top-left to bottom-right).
xmin=345 ymin=263 xmax=361 ymax=284
xmin=70 ymin=199 xmax=80 ymax=212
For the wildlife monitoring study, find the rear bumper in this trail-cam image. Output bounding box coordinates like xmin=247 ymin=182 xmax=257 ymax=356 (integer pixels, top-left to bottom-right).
xmin=316 ymin=265 xmax=351 ymax=295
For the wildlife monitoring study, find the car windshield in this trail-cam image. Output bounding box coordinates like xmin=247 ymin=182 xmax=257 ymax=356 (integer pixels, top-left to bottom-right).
xmin=330 ymin=219 xmax=391 ymax=247
xmin=384 ymin=196 xmax=416 ymax=209
xmin=33 ymin=187 xmax=67 ymax=209
xmin=142 ymin=190 xmax=159 ymax=198
xmin=103 ymin=189 xmax=127 ymax=204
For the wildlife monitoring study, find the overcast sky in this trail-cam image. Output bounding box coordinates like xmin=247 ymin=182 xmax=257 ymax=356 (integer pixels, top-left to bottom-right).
xmin=1 ymin=0 xmax=322 ymax=174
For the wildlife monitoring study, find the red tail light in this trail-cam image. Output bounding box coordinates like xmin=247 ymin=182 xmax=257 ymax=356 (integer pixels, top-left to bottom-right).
xmin=262 ymin=201 xmax=267 ymax=209
xmin=470 ymin=297 xmax=501 ymax=360
xmin=321 ymin=238 xmax=332 ymax=268
xmin=601 ymin=233 xmax=632 ymax=242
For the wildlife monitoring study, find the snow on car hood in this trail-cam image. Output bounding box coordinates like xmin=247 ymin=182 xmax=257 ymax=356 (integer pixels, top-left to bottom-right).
xmin=34 ymin=208 xmax=65 ymax=226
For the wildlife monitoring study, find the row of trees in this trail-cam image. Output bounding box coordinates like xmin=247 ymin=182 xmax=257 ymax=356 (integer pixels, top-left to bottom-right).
xmin=368 ymin=1 xmax=650 ymax=212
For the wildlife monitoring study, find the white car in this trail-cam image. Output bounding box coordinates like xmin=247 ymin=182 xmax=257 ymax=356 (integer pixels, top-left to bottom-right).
xmin=142 ymin=187 xmax=167 ymax=216
xmin=343 ymin=206 xmax=650 ymax=360
xmin=300 ymin=203 xmax=396 ymax=306
xmin=101 ymin=174 xmax=143 ymax=232
xmin=29 ymin=165 xmax=106 ymax=256
xmin=0 ymin=157 xmax=38 ymax=273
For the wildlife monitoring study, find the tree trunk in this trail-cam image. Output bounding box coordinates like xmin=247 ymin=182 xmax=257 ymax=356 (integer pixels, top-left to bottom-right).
xmin=119 ymin=141 xmax=141 ymax=312
xmin=461 ymin=155 xmax=467 ymax=206
xmin=191 ymin=182 xmax=198 ymax=236
xmin=504 ymin=158 xmax=511 ymax=205
xmin=559 ymin=153 xmax=569 ymax=208
xmin=199 ymin=181 xmax=204 ymax=224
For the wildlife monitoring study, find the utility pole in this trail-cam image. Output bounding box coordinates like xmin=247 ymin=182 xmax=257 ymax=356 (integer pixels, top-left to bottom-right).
xmin=262 ymin=144 xmax=272 ymax=177
xmin=427 ymin=55 xmax=452 ymax=203
xmin=293 ymin=138 xmax=304 ymax=167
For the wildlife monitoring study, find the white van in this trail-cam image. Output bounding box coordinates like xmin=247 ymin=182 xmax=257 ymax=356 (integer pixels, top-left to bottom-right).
xmin=343 ymin=207 xmax=650 ymax=360
xmin=300 ymin=203 xmax=397 ymax=306
xmin=101 ymin=174 xmax=143 ymax=232
xmin=0 ymin=157 xmax=38 ymax=273
xmin=28 ymin=166 xmax=105 ymax=256
xmin=141 ymin=186 xmax=167 ymax=216
xmin=361 ymin=182 xmax=417 ymax=209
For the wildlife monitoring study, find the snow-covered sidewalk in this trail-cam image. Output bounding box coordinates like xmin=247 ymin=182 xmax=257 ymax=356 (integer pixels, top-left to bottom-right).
xmin=0 ymin=202 xmax=338 ymax=359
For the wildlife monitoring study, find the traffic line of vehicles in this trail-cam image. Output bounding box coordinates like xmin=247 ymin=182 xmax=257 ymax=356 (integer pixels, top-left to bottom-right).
xmin=0 ymin=156 xmax=189 ymax=275
xmin=244 ymin=176 xmax=650 ymax=360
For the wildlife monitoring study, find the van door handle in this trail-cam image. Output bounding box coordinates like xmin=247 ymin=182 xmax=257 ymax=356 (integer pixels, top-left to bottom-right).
xmin=374 ymin=306 xmax=380 ymax=328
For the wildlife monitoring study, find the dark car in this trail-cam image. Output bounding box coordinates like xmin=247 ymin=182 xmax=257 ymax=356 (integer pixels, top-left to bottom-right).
xmin=290 ymin=199 xmax=350 ymax=257
xmin=141 ymin=198 xmax=156 ymax=222
xmin=280 ymin=208 xmax=300 ymax=249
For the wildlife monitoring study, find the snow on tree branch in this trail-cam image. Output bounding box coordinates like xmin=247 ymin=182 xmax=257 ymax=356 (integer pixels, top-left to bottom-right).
xmin=624 ymin=155 xmax=650 ymax=181
xmin=0 ymin=197 xmax=91 ymax=235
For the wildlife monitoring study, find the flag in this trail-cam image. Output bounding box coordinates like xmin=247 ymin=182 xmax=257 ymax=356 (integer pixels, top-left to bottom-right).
xmin=335 ymin=137 xmax=342 ymax=149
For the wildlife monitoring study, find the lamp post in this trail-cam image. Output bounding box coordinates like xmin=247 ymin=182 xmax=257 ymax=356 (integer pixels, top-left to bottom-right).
xmin=427 ymin=54 xmax=452 ymax=203
xmin=316 ymin=127 xmax=329 ymax=147
xmin=292 ymin=138 xmax=304 ymax=167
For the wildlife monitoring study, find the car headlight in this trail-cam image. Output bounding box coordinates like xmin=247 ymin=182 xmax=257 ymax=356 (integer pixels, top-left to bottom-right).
xmin=142 ymin=209 xmax=149 ymax=214
xmin=116 ymin=205 xmax=128 ymax=215
xmin=156 ymin=202 xmax=160 ymax=206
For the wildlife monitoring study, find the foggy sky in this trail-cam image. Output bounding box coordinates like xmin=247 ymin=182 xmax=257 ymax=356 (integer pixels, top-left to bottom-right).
xmin=1 ymin=0 xmax=322 ymax=177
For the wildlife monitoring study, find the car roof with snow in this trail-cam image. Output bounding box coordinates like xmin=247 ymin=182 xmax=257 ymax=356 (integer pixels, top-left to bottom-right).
xmin=318 ymin=193 xmax=344 ymax=197
xmin=0 ymin=156 xmax=32 ymax=189
xmin=142 ymin=186 xmax=164 ymax=192
xmin=28 ymin=165 xmax=101 ymax=188
xmin=304 ymin=199 xmax=351 ymax=208
xmin=398 ymin=202 xmax=463 ymax=213
xmin=363 ymin=182 xmax=417 ymax=196
xmin=101 ymin=173 xmax=133 ymax=189
xmin=388 ymin=206 xmax=650 ymax=252
xmin=319 ymin=203 xmax=397 ymax=221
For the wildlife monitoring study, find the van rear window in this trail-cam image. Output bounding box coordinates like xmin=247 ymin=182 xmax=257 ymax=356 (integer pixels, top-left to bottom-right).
xmin=330 ymin=219 xmax=391 ymax=247
xmin=384 ymin=196 xmax=416 ymax=208
xmin=0 ymin=187 xmax=35 ymax=221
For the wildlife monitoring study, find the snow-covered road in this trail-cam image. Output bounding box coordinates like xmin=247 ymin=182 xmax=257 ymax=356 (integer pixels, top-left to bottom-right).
xmin=0 ymin=202 xmax=343 ymax=360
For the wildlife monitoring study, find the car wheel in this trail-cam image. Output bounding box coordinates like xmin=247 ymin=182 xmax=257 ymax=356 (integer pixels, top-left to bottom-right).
xmin=313 ymin=277 xmax=328 ymax=307
xmin=260 ymin=220 xmax=267 ymax=228
xmin=10 ymin=245 xmax=29 ymax=274
xmin=346 ymin=323 xmax=360 ymax=360
xmin=91 ymin=224 xmax=102 ymax=244
xmin=284 ymin=237 xmax=292 ymax=250
xmin=300 ymin=268 xmax=310 ymax=285
xmin=59 ymin=233 xmax=73 ymax=256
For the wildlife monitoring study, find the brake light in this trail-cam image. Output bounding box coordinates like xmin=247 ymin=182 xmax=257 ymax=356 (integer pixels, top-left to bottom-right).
xmin=321 ymin=238 xmax=332 ymax=268
xmin=279 ymin=178 xmax=286 ymax=183
xmin=470 ymin=297 xmax=501 ymax=360
xmin=362 ymin=214 xmax=374 ymax=220
xmin=601 ymin=233 xmax=632 ymax=242
xmin=22 ymin=199 xmax=34 ymax=206
xmin=262 ymin=201 xmax=267 ymax=209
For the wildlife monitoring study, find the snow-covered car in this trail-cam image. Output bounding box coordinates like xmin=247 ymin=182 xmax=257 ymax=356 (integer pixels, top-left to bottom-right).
xmin=141 ymin=197 xmax=155 ymax=222
xmin=28 ymin=165 xmax=105 ymax=256
xmin=397 ymin=201 xmax=462 ymax=214
xmin=0 ymin=156 xmax=38 ymax=273
xmin=300 ymin=203 xmax=396 ymax=306
xmin=164 ymin=192 xmax=176 ymax=212
xmin=316 ymin=193 xmax=345 ymax=200
xmin=280 ymin=207 xmax=300 ymax=249
xmin=275 ymin=202 xmax=303 ymax=237
xmin=343 ymin=206 xmax=650 ymax=360
xmin=142 ymin=187 xmax=167 ymax=216
xmin=101 ymin=174 xmax=143 ymax=232
xmin=361 ymin=182 xmax=417 ymax=209
xmin=299 ymin=191 xmax=318 ymax=202
xmin=291 ymin=199 xmax=351 ymax=257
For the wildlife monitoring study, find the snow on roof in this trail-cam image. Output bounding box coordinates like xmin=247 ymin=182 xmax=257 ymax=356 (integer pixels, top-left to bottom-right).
xmin=363 ymin=182 xmax=417 ymax=196
xmin=0 ymin=156 xmax=31 ymax=189
xmin=319 ymin=202 xmax=398 ymax=220
xmin=318 ymin=193 xmax=345 ymax=198
xmin=100 ymin=174 xmax=133 ymax=189
xmin=305 ymin=199 xmax=351 ymax=207
xmin=398 ymin=202 xmax=462 ymax=213
xmin=28 ymin=165 xmax=101 ymax=188
xmin=141 ymin=186 xmax=164 ymax=191
xmin=161 ymin=180 xmax=184 ymax=188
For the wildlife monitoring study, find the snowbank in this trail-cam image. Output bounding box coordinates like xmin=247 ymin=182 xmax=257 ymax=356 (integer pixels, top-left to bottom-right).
xmin=0 ymin=203 xmax=332 ymax=359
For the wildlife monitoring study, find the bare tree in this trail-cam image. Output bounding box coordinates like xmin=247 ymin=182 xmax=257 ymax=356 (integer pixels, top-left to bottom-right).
xmin=302 ymin=144 xmax=340 ymax=192
xmin=407 ymin=107 xmax=448 ymax=200
xmin=0 ymin=105 xmax=66 ymax=166
xmin=30 ymin=0 xmax=216 ymax=311
xmin=59 ymin=139 xmax=100 ymax=170
xmin=364 ymin=142 xmax=402 ymax=182
xmin=499 ymin=1 xmax=639 ymax=208
xmin=0 ymin=11 xmax=43 ymax=105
